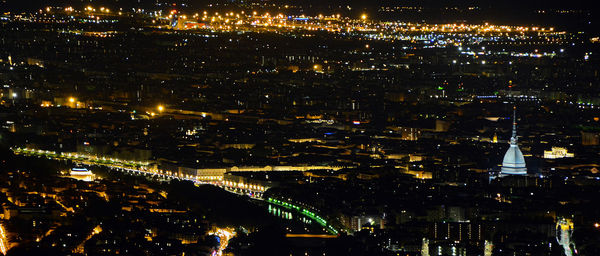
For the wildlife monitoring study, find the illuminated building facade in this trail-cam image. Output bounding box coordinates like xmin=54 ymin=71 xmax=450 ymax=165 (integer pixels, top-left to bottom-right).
xmin=543 ymin=147 xmax=574 ymax=159
xmin=484 ymin=240 xmax=493 ymax=256
xmin=421 ymin=238 xmax=429 ymax=256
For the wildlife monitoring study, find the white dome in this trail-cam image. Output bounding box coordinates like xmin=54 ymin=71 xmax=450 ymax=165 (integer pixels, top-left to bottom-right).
xmin=501 ymin=143 xmax=527 ymax=175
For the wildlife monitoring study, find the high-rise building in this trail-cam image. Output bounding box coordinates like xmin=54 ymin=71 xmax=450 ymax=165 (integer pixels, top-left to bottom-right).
xmin=484 ymin=240 xmax=493 ymax=256
xmin=556 ymin=218 xmax=576 ymax=256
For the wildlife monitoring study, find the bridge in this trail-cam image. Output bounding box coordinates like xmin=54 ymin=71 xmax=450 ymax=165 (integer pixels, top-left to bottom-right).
xmin=267 ymin=198 xmax=339 ymax=235
xmin=285 ymin=234 xmax=338 ymax=238
xmin=12 ymin=147 xmax=344 ymax=234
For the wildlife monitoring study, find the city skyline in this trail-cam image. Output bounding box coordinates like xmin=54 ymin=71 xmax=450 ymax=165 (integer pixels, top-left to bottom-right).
xmin=0 ymin=0 xmax=599 ymax=255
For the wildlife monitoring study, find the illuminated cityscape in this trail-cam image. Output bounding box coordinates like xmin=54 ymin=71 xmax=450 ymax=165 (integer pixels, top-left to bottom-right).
xmin=0 ymin=0 xmax=599 ymax=255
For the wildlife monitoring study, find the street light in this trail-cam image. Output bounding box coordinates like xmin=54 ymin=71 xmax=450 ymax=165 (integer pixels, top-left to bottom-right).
xmin=157 ymin=105 xmax=164 ymax=112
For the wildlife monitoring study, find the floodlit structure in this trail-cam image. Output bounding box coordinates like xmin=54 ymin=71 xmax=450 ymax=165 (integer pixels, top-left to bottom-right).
xmin=501 ymin=108 xmax=527 ymax=176
xmin=69 ymin=167 xmax=94 ymax=181
xmin=421 ymin=238 xmax=429 ymax=256
xmin=70 ymin=167 xmax=93 ymax=176
xmin=544 ymin=147 xmax=574 ymax=159
xmin=556 ymin=218 xmax=576 ymax=256
xmin=484 ymin=240 xmax=493 ymax=256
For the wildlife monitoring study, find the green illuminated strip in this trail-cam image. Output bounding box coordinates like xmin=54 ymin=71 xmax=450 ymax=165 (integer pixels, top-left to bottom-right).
xmin=267 ymin=198 xmax=338 ymax=235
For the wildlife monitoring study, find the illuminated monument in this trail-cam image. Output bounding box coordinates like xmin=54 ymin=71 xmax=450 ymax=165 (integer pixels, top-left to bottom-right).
xmin=500 ymin=107 xmax=527 ymax=176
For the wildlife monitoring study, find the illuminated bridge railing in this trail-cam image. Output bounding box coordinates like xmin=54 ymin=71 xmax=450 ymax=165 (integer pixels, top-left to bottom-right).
xmin=267 ymin=198 xmax=338 ymax=235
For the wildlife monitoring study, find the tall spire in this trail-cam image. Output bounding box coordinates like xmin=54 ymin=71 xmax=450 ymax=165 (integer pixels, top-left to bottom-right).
xmin=501 ymin=104 xmax=527 ymax=176
xmin=512 ymin=106 xmax=517 ymax=141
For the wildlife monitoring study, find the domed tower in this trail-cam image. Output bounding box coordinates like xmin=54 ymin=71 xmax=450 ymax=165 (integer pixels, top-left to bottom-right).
xmin=501 ymin=107 xmax=527 ymax=175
